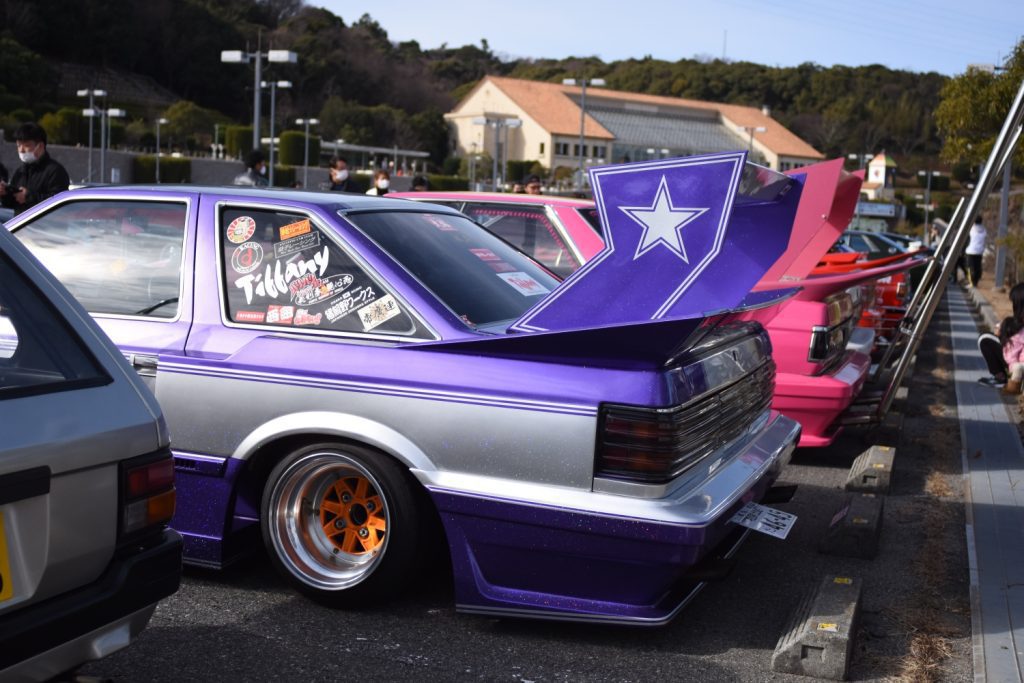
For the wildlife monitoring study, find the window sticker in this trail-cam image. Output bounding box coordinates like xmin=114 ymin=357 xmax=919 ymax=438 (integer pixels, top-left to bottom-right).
xmin=234 ymin=246 xmax=330 ymax=304
xmin=323 ymin=286 xmax=376 ymax=323
xmin=274 ymin=230 xmax=320 ymax=259
xmin=487 ymin=261 xmax=518 ymax=274
xmin=235 ymin=309 xmax=265 ymax=323
xmin=266 ymin=304 xmax=295 ymax=325
xmin=470 ymin=248 xmax=500 ymax=261
xmin=293 ymin=308 xmax=322 ymax=326
xmin=425 ymin=215 xmax=456 ymax=231
xmin=231 ymin=242 xmax=264 ymax=274
xmin=357 ymin=294 xmax=401 ymax=331
xmin=496 ymin=272 xmax=550 ymax=296
xmin=227 ymin=215 xmax=256 ymax=244
xmin=279 ymin=219 xmax=311 ymax=240
xmin=290 ymin=273 xmax=355 ymax=307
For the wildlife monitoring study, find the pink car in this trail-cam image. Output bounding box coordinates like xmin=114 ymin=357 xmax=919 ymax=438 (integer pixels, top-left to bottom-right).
xmin=396 ymin=168 xmax=917 ymax=448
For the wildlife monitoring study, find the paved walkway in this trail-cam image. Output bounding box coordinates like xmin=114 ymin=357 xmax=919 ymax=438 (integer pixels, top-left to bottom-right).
xmin=948 ymin=286 xmax=1024 ymax=682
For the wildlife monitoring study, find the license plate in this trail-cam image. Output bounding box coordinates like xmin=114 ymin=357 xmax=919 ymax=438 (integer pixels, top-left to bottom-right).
xmin=0 ymin=510 xmax=12 ymax=602
xmin=730 ymin=501 xmax=797 ymax=540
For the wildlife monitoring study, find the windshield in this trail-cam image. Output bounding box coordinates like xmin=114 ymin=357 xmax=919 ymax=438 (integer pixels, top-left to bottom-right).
xmin=344 ymin=210 xmax=560 ymax=327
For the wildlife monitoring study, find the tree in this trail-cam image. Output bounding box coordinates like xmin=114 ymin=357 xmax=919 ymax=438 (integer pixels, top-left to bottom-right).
xmin=161 ymin=101 xmax=223 ymax=150
xmin=935 ymin=39 xmax=1024 ymax=166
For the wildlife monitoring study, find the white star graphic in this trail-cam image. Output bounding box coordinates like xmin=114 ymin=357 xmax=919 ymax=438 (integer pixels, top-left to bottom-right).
xmin=619 ymin=175 xmax=709 ymax=262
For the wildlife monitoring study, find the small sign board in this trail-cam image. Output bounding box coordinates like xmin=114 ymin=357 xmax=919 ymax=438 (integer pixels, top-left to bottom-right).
xmin=730 ymin=501 xmax=797 ymax=539
xmin=855 ymin=201 xmax=897 ymax=217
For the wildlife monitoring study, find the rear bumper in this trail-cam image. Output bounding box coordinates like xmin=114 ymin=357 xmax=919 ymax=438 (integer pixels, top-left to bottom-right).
xmin=773 ymin=350 xmax=871 ymax=447
xmin=0 ymin=529 xmax=182 ymax=679
xmin=426 ymin=413 xmax=801 ymax=625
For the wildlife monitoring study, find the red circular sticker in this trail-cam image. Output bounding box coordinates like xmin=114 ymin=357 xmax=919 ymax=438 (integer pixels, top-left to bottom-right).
xmin=231 ymin=242 xmax=263 ymax=274
xmin=227 ymin=215 xmax=256 ymax=244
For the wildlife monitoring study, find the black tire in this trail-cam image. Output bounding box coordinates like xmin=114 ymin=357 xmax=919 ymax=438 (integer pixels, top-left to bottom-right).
xmin=261 ymin=442 xmax=425 ymax=607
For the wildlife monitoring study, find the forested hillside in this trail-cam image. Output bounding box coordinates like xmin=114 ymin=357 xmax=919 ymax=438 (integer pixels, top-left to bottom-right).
xmin=0 ymin=0 xmax=947 ymax=166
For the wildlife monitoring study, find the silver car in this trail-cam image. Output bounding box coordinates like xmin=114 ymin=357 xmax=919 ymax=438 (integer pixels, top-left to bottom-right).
xmin=0 ymin=226 xmax=181 ymax=680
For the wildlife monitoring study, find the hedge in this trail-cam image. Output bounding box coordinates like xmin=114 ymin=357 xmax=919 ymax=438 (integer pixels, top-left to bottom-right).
xmin=270 ymin=165 xmax=296 ymax=188
xmin=133 ymin=155 xmax=191 ymax=184
xmin=426 ymin=174 xmax=469 ymax=191
xmin=278 ymin=131 xmax=320 ymax=167
xmin=225 ymin=125 xmax=254 ymax=159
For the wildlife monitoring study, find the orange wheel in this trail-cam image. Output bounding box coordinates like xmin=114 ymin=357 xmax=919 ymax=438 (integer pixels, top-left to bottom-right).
xmin=262 ymin=445 xmax=411 ymax=600
xmin=317 ymin=474 xmax=387 ymax=556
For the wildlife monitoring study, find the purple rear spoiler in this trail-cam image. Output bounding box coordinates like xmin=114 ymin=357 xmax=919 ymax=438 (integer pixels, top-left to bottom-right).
xmin=415 ymin=152 xmax=804 ymax=365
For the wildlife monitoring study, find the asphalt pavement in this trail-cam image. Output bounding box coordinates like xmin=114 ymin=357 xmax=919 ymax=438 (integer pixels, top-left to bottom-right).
xmin=79 ymin=316 xmax=973 ymax=682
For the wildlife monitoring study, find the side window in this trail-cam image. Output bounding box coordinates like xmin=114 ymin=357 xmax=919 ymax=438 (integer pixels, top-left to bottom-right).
xmin=15 ymin=200 xmax=187 ymax=318
xmin=848 ymin=234 xmax=872 ymax=253
xmin=220 ymin=207 xmax=419 ymax=336
xmin=461 ymin=204 xmax=578 ymax=277
xmin=0 ymin=250 xmax=109 ymax=398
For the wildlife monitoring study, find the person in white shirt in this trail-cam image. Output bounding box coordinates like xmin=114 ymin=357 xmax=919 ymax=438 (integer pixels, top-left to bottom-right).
xmin=365 ymin=170 xmax=390 ymax=196
xmin=965 ymin=215 xmax=987 ymax=287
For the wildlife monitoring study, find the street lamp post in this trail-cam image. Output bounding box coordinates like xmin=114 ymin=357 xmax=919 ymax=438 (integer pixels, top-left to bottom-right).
xmin=155 ymin=117 xmax=169 ymax=183
xmin=737 ymin=125 xmax=767 ymax=155
xmin=917 ymin=169 xmax=934 ymax=246
xmin=562 ymin=77 xmax=605 ymax=191
xmin=77 ymin=88 xmax=106 ymax=182
xmin=105 ymin=108 xmax=126 ymax=183
xmin=295 ymin=117 xmax=319 ymax=188
xmin=261 ymin=80 xmax=291 ymax=186
xmin=472 ymin=116 xmax=521 ymax=191
xmin=221 ymin=45 xmax=297 ymax=150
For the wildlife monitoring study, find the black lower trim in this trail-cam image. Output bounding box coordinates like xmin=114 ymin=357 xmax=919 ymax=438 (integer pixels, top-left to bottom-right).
xmin=0 ymin=528 xmax=182 ymax=669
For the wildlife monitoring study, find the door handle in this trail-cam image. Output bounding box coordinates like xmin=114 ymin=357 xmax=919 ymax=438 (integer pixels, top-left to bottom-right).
xmin=127 ymin=353 xmax=158 ymax=378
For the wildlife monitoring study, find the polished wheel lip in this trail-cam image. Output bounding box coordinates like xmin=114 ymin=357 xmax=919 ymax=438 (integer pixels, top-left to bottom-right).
xmin=268 ymin=451 xmax=391 ymax=591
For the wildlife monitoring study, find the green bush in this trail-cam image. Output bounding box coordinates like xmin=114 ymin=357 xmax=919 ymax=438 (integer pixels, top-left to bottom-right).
xmin=271 ymin=165 xmax=296 ymax=188
xmin=915 ymin=173 xmax=951 ymax=191
xmin=278 ymin=130 xmax=320 ymax=166
xmin=426 ymin=174 xmax=468 ymax=191
xmin=441 ymin=157 xmax=461 ymax=176
xmin=225 ymin=125 xmax=254 ymax=159
xmin=133 ymin=155 xmax=192 ymax=184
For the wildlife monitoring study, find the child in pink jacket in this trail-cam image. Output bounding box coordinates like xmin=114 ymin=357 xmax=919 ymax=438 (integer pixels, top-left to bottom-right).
xmin=980 ymin=283 xmax=1024 ymax=394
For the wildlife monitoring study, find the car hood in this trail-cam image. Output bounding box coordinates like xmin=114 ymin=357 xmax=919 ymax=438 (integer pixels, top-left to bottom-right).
xmin=415 ymin=151 xmax=803 ymax=366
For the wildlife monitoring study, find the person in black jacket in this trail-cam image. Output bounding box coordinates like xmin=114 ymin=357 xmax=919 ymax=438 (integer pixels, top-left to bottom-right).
xmin=0 ymin=123 xmax=70 ymax=215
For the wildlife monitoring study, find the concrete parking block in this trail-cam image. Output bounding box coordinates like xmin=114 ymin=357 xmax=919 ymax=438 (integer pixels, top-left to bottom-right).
xmin=819 ymin=494 xmax=884 ymax=559
xmin=771 ymin=575 xmax=863 ymax=680
xmin=846 ymin=444 xmax=895 ymax=493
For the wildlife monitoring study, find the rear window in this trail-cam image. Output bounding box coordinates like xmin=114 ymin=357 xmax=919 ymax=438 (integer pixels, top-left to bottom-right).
xmin=459 ymin=203 xmax=579 ymax=278
xmin=346 ymin=211 xmax=560 ymax=327
xmin=576 ymin=207 xmax=603 ymax=236
xmin=0 ymin=250 xmax=110 ymax=399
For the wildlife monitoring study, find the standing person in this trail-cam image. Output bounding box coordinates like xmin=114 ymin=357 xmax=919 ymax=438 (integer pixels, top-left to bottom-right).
xmin=233 ymin=149 xmax=269 ymax=186
xmin=523 ymin=174 xmax=542 ymax=195
xmin=965 ymin=214 xmax=987 ymax=287
xmin=978 ymin=283 xmax=1024 ymax=394
xmin=365 ymin=169 xmax=390 ymax=196
xmin=329 ymin=156 xmax=357 ymax=192
xmin=411 ymin=175 xmax=429 ymax=192
xmin=0 ymin=123 xmax=70 ymax=215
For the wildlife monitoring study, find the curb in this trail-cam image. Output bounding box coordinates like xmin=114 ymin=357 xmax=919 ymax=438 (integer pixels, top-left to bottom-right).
xmin=964 ymin=285 xmax=1000 ymax=332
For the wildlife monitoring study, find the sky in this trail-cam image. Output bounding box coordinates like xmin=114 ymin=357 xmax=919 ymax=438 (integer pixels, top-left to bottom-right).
xmin=311 ymin=0 xmax=1021 ymax=76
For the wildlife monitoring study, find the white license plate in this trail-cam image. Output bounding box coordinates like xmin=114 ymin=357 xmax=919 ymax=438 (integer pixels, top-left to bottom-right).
xmin=730 ymin=501 xmax=797 ymax=539
xmin=0 ymin=511 xmax=12 ymax=602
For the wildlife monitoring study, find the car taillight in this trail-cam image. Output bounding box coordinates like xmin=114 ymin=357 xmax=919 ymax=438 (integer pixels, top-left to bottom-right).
xmin=120 ymin=449 xmax=176 ymax=538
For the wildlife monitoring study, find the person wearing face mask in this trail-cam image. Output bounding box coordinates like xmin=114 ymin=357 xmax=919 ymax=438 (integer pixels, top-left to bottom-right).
xmin=365 ymin=169 xmax=390 ymax=196
xmin=233 ymin=149 xmax=270 ymax=186
xmin=328 ymin=156 xmax=357 ymax=192
xmin=0 ymin=123 xmax=70 ymax=215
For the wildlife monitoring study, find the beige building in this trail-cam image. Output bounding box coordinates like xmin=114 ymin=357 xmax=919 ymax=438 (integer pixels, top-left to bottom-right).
xmin=446 ymin=76 xmax=823 ymax=182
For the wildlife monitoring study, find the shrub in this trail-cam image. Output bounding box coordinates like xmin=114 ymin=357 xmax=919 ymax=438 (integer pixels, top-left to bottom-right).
xmin=426 ymin=174 xmax=468 ymax=191
xmin=277 ymin=131 xmax=320 ymax=167
xmin=226 ymin=125 xmax=254 ymax=159
xmin=133 ymin=155 xmax=192 ymax=184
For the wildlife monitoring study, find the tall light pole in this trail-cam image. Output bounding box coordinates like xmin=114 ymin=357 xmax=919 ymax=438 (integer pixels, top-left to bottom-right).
xmin=261 ymin=80 xmax=291 ymax=186
xmin=221 ymin=44 xmax=297 ymax=150
xmin=562 ymin=77 xmax=605 ymax=191
xmin=295 ymin=117 xmax=319 ymax=188
xmin=737 ymin=125 xmax=767 ymax=155
xmin=472 ymin=116 xmax=521 ymax=191
xmin=77 ymin=88 xmax=106 ymax=182
xmin=155 ymin=117 xmax=169 ymax=183
xmin=105 ymin=108 xmax=126 ymax=183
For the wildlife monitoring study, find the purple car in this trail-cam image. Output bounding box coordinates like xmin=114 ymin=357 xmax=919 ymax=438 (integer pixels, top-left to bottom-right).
xmin=8 ymin=152 xmax=801 ymax=624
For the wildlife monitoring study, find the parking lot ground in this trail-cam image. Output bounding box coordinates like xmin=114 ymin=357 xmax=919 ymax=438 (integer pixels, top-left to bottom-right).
xmin=78 ymin=306 xmax=973 ymax=682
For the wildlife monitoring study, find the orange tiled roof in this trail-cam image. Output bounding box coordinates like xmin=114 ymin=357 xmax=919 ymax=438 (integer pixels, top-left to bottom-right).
xmin=452 ymin=76 xmax=822 ymax=160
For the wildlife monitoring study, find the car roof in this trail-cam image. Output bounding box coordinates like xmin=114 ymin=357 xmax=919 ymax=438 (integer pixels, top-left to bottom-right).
xmin=389 ymin=191 xmax=595 ymax=208
xmin=64 ymin=185 xmax=465 ymax=215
